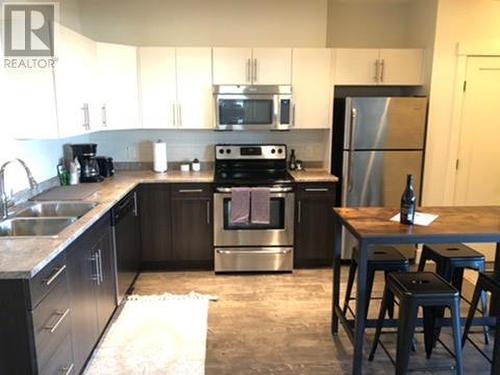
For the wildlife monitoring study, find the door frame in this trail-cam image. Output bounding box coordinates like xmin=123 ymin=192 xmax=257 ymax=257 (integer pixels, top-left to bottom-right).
xmin=447 ymin=42 xmax=500 ymax=204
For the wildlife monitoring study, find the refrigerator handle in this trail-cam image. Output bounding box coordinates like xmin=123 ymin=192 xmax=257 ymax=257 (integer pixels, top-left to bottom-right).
xmin=347 ymin=108 xmax=357 ymax=193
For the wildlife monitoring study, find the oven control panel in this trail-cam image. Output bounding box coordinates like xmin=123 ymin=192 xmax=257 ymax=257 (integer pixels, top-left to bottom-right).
xmin=215 ymin=145 xmax=287 ymax=160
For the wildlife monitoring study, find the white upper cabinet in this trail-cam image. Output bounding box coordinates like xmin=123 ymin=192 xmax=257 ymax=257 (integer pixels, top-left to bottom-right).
xmin=96 ymin=42 xmax=140 ymax=130
xmin=138 ymin=47 xmax=177 ymax=129
xmin=213 ymin=47 xmax=292 ymax=85
xmin=378 ymin=49 xmax=423 ymax=85
xmin=334 ymin=48 xmax=424 ymax=86
xmin=213 ymin=48 xmax=252 ymax=85
xmin=2 ymin=65 xmax=58 ymax=139
xmin=252 ymin=48 xmax=292 ymax=85
xmin=334 ymin=49 xmax=380 ymax=86
xmin=292 ymin=49 xmax=334 ymax=129
xmin=139 ymin=47 xmax=213 ymax=129
xmin=176 ymin=48 xmax=213 ymax=129
xmin=55 ymin=25 xmax=97 ymax=138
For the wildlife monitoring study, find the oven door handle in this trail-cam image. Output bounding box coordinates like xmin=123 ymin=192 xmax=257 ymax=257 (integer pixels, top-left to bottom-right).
xmin=216 ymin=249 xmax=292 ymax=255
xmin=215 ymin=187 xmax=293 ymax=193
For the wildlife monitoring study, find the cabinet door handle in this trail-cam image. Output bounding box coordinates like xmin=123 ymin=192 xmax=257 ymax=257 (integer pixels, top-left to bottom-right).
xmin=380 ymin=59 xmax=385 ymax=83
xmin=297 ymin=200 xmax=301 ymax=223
xmin=178 ymin=104 xmax=182 ymax=127
xmin=253 ymin=58 xmax=258 ymax=82
xmin=374 ymin=60 xmax=380 ymax=83
xmin=81 ymin=103 xmax=90 ymax=130
xmin=90 ymin=254 xmax=100 ymax=285
xmin=246 ymin=58 xmax=251 ymax=83
xmin=206 ymin=201 xmax=210 ymax=225
xmin=178 ymin=189 xmax=203 ymax=193
xmin=61 ymin=363 xmax=74 ymax=375
xmin=45 ymin=265 xmax=67 ymax=286
xmin=45 ymin=308 xmax=70 ymax=334
xmin=97 ymin=249 xmax=104 ymax=284
xmin=304 ymin=188 xmax=329 ymax=192
xmin=133 ymin=191 xmax=138 ymax=217
xmin=101 ymin=104 xmax=107 ymax=127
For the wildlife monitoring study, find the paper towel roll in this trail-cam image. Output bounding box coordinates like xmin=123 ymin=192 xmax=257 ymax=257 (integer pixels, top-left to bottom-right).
xmin=153 ymin=141 xmax=167 ymax=173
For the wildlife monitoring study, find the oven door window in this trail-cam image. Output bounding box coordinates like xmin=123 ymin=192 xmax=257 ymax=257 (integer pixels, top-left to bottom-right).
xmin=223 ymin=197 xmax=285 ymax=230
xmin=219 ymin=99 xmax=273 ymax=125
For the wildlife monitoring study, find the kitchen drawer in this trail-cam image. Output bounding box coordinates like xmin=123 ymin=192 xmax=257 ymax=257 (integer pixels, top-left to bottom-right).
xmin=39 ymin=332 xmax=74 ymax=375
xmin=32 ymin=272 xmax=72 ymax=371
xmin=171 ymin=183 xmax=213 ymax=198
xmin=29 ymin=252 xmax=68 ymax=309
xmin=296 ymin=183 xmax=336 ymax=195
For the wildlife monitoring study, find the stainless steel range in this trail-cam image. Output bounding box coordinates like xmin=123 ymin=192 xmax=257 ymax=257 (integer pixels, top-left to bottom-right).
xmin=213 ymin=144 xmax=295 ymax=272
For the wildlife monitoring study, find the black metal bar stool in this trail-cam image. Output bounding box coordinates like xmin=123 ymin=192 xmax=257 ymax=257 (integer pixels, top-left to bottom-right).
xmin=342 ymin=245 xmax=410 ymax=319
xmin=418 ymin=243 xmax=489 ymax=344
xmin=369 ymin=272 xmax=464 ymax=375
xmin=462 ymin=271 xmax=500 ymax=375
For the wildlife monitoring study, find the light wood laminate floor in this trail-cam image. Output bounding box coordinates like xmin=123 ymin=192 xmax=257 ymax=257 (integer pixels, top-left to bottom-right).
xmin=133 ymin=269 xmax=493 ymax=374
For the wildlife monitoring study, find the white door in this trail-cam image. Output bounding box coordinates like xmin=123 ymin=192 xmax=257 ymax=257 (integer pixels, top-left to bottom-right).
xmin=176 ymin=48 xmax=213 ymax=129
xmin=96 ymin=43 xmax=140 ymax=130
xmin=334 ymin=49 xmax=380 ymax=85
xmin=138 ymin=47 xmax=177 ymax=129
xmin=55 ymin=26 xmax=95 ymax=137
xmin=379 ymin=49 xmax=423 ymax=86
xmin=292 ymin=48 xmax=333 ymax=129
xmin=212 ymin=48 xmax=252 ymax=85
xmin=252 ymin=48 xmax=292 ymax=85
xmin=454 ymin=56 xmax=500 ymax=261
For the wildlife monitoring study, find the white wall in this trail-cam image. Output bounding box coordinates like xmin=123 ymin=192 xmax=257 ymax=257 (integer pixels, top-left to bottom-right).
xmin=89 ymin=129 xmax=330 ymax=165
xmin=422 ymin=0 xmax=500 ymax=205
xmin=327 ymin=0 xmax=414 ymax=48
xmin=406 ymin=0 xmax=438 ymax=95
xmin=0 ymin=135 xmax=89 ymax=196
xmin=78 ymin=0 xmax=328 ymax=47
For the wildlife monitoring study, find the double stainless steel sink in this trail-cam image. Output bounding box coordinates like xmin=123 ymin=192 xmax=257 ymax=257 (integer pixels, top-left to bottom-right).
xmin=0 ymin=202 xmax=97 ymax=237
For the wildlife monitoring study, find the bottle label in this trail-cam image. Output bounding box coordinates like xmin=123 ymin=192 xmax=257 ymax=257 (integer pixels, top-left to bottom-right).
xmin=401 ymin=203 xmax=415 ymax=224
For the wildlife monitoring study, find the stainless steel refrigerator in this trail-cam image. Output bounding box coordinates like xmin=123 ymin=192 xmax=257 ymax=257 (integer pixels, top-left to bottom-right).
xmin=331 ymin=97 xmax=428 ymax=259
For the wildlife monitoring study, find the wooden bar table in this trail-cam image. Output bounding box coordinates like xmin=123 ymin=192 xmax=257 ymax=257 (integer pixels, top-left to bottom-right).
xmin=331 ymin=206 xmax=500 ymax=375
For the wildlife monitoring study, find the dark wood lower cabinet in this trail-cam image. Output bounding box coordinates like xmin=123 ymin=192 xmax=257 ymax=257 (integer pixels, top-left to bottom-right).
xmin=140 ymin=183 xmax=214 ymax=269
xmin=67 ymin=213 xmax=116 ymax=374
xmin=294 ymin=183 xmax=336 ymax=268
xmin=67 ymin=236 xmax=99 ymax=373
xmin=139 ymin=183 xmax=172 ymax=264
xmin=170 ymin=185 xmax=213 ymax=268
xmin=0 ymin=213 xmax=115 ymax=375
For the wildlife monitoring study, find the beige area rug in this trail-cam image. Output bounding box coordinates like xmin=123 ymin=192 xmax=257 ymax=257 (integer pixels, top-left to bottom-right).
xmin=84 ymin=292 xmax=217 ymax=375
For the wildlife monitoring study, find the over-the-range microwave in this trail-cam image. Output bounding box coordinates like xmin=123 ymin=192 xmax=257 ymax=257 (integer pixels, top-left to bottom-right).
xmin=213 ymin=85 xmax=294 ymax=131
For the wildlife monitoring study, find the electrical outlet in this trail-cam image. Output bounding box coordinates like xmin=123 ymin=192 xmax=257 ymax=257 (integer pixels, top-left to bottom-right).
xmin=126 ymin=145 xmax=138 ymax=161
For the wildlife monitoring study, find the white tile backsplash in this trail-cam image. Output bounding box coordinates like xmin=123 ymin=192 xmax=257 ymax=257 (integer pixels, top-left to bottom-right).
xmin=89 ymin=129 xmax=330 ymax=165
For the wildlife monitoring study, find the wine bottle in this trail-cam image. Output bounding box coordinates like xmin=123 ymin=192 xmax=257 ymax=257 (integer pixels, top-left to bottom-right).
xmin=400 ymin=174 xmax=416 ymax=225
xmin=289 ymin=149 xmax=297 ymax=170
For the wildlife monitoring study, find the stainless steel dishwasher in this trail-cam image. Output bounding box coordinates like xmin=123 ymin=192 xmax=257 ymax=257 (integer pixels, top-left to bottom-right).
xmin=112 ymin=190 xmax=141 ymax=304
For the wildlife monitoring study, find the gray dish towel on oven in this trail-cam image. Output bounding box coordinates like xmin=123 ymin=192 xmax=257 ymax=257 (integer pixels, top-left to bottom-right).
xmin=251 ymin=187 xmax=271 ymax=224
xmin=230 ymin=187 xmax=251 ymax=224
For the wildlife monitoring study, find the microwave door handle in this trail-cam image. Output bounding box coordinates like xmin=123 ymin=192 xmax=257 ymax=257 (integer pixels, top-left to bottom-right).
xmin=274 ymin=95 xmax=280 ymax=128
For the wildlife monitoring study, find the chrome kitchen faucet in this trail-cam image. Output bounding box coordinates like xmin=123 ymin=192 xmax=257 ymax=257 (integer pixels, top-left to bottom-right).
xmin=0 ymin=159 xmax=38 ymax=220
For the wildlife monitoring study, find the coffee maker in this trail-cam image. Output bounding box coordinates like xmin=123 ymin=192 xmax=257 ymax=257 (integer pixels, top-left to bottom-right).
xmin=71 ymin=144 xmax=104 ymax=183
